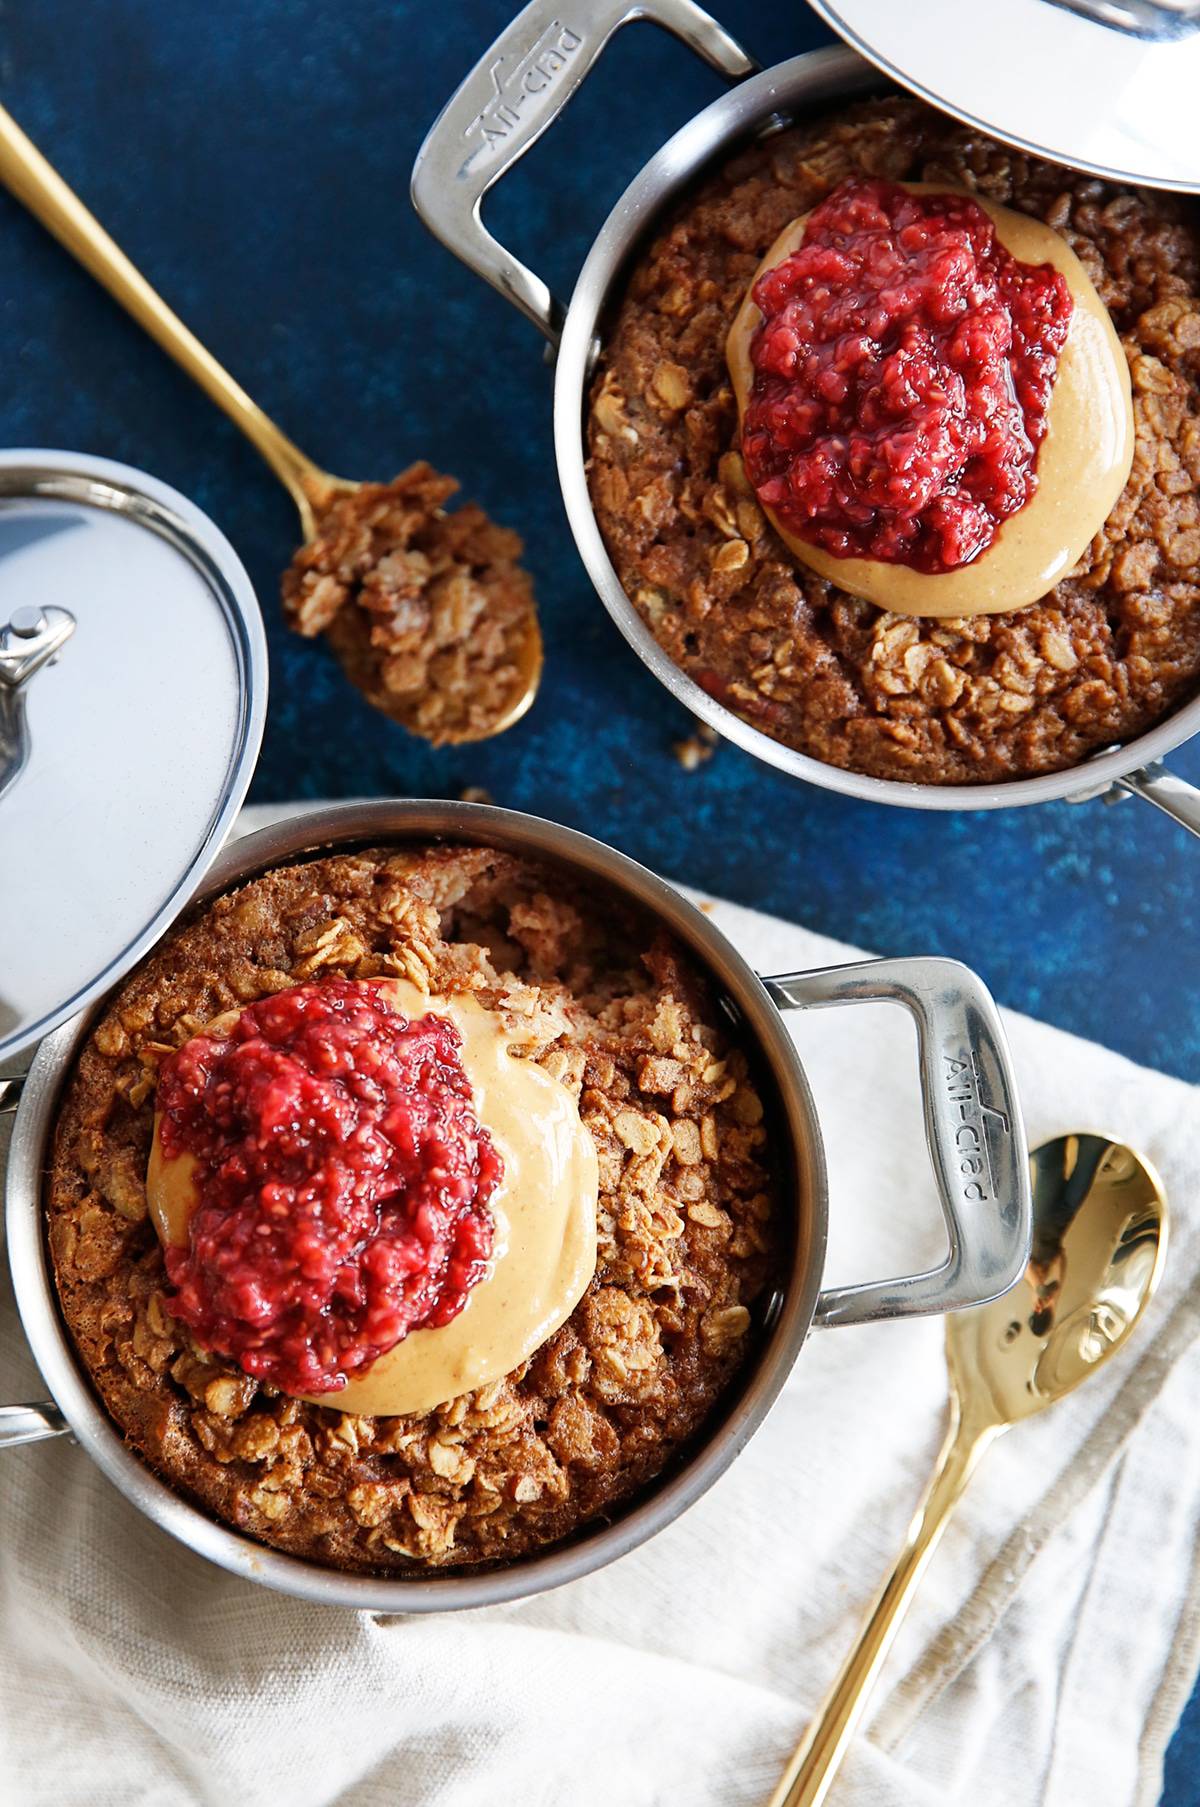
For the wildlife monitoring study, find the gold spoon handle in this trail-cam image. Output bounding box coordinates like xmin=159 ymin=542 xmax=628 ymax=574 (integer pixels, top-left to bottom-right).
xmin=0 ymin=102 xmax=322 ymax=533
xmin=768 ymin=1410 xmax=998 ymax=1807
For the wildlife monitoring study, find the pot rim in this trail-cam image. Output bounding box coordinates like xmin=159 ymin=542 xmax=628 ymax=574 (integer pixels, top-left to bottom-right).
xmin=552 ymin=42 xmax=1200 ymax=813
xmin=5 ymin=798 xmax=826 ymax=1612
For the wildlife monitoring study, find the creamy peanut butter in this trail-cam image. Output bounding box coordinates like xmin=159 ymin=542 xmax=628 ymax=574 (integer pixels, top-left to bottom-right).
xmin=146 ymin=979 xmax=599 ymax=1416
xmin=726 ymin=185 xmax=1135 ymax=619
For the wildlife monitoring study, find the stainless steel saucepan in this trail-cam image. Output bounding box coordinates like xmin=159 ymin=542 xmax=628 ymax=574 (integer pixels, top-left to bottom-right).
xmin=0 ymin=798 xmax=1031 ymax=1611
xmin=411 ymin=1 xmax=1200 ymax=840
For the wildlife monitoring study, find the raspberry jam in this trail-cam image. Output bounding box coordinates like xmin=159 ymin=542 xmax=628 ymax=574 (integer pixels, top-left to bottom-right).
xmin=740 ymin=179 xmax=1074 ymax=573
xmin=156 ymin=979 xmax=502 ymax=1396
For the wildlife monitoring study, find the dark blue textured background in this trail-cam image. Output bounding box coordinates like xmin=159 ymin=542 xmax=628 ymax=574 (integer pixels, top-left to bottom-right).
xmin=2 ymin=1 xmax=1197 ymax=1796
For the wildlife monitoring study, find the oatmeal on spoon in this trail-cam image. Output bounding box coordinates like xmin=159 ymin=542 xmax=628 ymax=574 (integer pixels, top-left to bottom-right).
xmin=0 ymin=102 xmax=543 ymax=746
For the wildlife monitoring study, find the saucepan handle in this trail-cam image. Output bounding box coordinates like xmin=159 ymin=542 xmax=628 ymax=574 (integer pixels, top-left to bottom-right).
xmin=763 ymin=957 xmax=1031 ymax=1330
xmin=410 ymin=0 xmax=755 ymax=344
xmin=1111 ymin=762 xmax=1200 ymax=839
xmin=0 ymin=1404 xmax=69 ymax=1447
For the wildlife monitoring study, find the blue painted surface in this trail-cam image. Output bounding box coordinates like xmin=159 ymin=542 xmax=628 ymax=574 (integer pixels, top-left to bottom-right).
xmin=1 ymin=1 xmax=1197 ymax=1795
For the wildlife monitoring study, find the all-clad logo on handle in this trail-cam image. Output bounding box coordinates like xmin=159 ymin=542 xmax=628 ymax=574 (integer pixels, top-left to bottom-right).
xmin=943 ymin=1051 xmax=1011 ymax=1205
xmin=465 ymin=19 xmax=583 ymax=153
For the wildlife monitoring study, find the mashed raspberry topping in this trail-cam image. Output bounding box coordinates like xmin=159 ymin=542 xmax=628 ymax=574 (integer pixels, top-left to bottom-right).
xmin=741 ymin=178 xmax=1074 ymax=572
xmin=156 ymin=978 xmax=501 ymax=1396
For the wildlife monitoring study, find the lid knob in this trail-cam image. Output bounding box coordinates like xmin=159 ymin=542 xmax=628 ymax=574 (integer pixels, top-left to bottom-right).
xmin=0 ymin=603 xmax=75 ymax=688
xmin=0 ymin=603 xmax=76 ymax=803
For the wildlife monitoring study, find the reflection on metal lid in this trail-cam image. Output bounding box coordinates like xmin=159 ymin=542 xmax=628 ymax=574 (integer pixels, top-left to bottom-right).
xmin=807 ymin=0 xmax=1200 ymax=192
xmin=0 ymin=451 xmax=266 ymax=1063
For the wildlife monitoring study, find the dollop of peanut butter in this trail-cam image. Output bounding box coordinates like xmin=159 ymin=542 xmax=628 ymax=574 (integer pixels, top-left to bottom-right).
xmin=147 ymin=979 xmax=599 ymax=1415
xmin=726 ymin=185 xmax=1135 ymax=618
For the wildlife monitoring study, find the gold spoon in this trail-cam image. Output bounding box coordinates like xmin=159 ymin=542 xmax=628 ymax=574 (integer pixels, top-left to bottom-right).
xmin=0 ymin=103 xmax=543 ymax=743
xmin=768 ymin=1131 xmax=1168 ymax=1807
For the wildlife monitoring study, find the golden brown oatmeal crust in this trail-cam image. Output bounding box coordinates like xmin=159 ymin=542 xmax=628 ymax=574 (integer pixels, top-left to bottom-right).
xmin=587 ymin=96 xmax=1200 ymax=785
xmin=47 ymin=846 xmax=781 ymax=1573
xmin=282 ymin=463 xmax=537 ymax=747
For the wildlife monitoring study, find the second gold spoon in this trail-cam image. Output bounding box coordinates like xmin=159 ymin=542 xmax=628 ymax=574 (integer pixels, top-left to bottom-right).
xmin=768 ymin=1131 xmax=1168 ymax=1807
xmin=0 ymin=103 xmax=542 ymax=743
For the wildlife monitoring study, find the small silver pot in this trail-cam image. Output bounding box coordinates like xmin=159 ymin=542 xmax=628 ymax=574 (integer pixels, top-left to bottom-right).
xmin=1 ymin=799 xmax=1031 ymax=1610
xmin=412 ymin=1 xmax=1200 ymax=840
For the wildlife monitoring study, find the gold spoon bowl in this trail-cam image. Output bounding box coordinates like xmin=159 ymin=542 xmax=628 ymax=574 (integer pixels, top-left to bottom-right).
xmin=0 ymin=103 xmax=543 ymax=744
xmin=769 ymin=1132 xmax=1169 ymax=1807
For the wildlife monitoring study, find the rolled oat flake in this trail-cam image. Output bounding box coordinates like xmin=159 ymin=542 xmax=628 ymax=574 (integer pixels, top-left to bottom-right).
xmin=808 ymin=0 xmax=1200 ymax=193
xmin=0 ymin=450 xmax=266 ymax=1063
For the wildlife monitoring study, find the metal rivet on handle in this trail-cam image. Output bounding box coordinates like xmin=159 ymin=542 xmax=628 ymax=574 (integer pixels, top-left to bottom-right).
xmin=8 ymin=606 xmax=47 ymax=639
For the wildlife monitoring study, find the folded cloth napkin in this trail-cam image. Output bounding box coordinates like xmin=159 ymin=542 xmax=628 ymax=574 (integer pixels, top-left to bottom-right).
xmin=3 ymin=802 xmax=1200 ymax=1807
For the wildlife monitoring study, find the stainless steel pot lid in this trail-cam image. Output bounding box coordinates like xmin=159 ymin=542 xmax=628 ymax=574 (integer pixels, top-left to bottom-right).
xmin=0 ymin=450 xmax=266 ymax=1064
xmin=806 ymin=0 xmax=1200 ymax=192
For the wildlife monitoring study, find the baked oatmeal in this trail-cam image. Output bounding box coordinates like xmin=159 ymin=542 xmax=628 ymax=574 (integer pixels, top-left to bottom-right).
xmin=47 ymin=845 xmax=781 ymax=1572
xmin=587 ymin=96 xmax=1200 ymax=784
xmin=282 ymin=464 xmax=537 ymax=747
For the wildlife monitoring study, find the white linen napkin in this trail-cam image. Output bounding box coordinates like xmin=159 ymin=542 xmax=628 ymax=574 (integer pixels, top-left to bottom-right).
xmin=3 ymin=802 xmax=1199 ymax=1807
